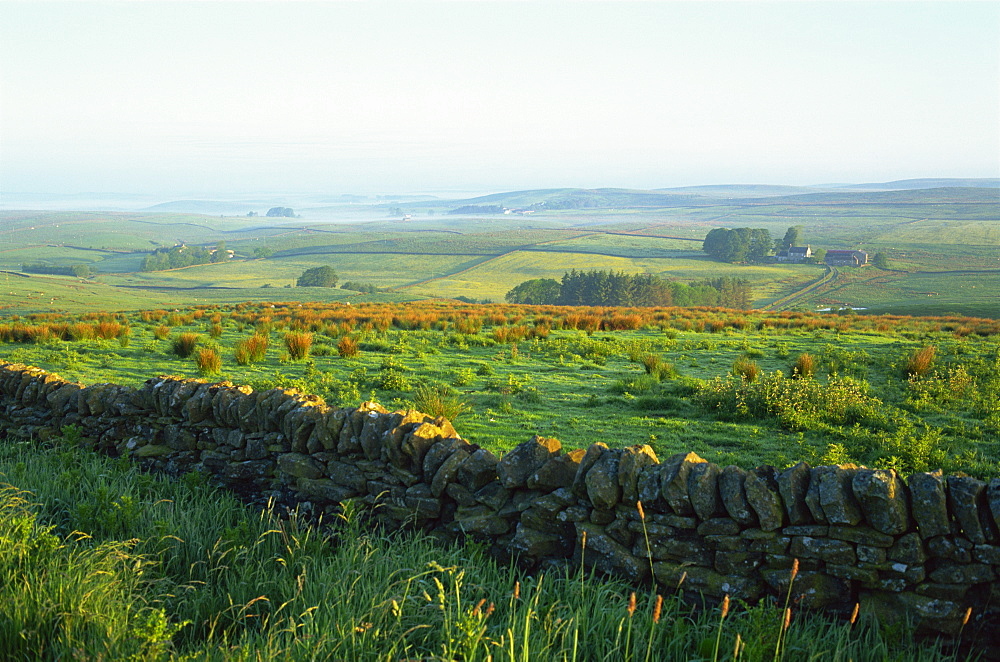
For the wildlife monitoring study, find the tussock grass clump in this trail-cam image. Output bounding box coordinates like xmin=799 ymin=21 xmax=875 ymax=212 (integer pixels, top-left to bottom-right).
xmin=194 ymin=347 xmax=222 ymax=375
xmin=904 ymin=345 xmax=936 ymax=378
xmin=283 ymin=332 xmax=312 ymax=361
xmin=153 ymin=324 xmax=171 ymax=340
xmin=234 ymin=333 xmax=269 ymax=365
xmin=338 ymin=335 xmax=359 ymax=358
xmin=412 ymin=383 xmax=470 ymax=421
xmin=639 ymin=354 xmax=678 ymax=381
xmin=732 ymin=357 xmax=761 ymax=383
xmin=95 ymin=321 xmax=125 ymax=339
xmin=792 ymin=352 xmax=816 ymax=378
xmin=172 ymin=332 xmax=200 ymax=358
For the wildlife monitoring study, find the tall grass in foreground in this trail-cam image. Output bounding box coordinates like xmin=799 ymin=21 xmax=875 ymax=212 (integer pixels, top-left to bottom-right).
xmin=0 ymin=432 xmax=969 ymax=660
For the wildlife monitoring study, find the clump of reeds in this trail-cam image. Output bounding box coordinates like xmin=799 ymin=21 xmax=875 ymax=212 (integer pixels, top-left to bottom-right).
xmin=172 ymin=333 xmax=200 ymax=358
xmin=904 ymin=345 xmax=936 ymax=378
xmin=234 ymin=334 xmax=269 ymax=365
xmin=732 ymin=357 xmax=761 ymax=382
xmin=412 ymin=383 xmax=469 ymax=421
xmin=195 ymin=347 xmax=222 ymax=375
xmin=792 ymin=352 xmax=815 ymax=378
xmin=284 ymin=332 xmax=312 ymax=361
xmin=338 ymin=335 xmax=359 ymax=358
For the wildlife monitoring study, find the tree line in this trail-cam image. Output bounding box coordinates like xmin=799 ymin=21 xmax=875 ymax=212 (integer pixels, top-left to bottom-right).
xmin=505 ymin=270 xmax=752 ymax=309
xmin=702 ymin=226 xmax=809 ymax=263
xmin=21 ymin=263 xmax=92 ymax=278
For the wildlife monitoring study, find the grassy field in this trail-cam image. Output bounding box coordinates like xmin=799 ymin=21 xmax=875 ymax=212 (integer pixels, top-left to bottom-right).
xmin=2 ymin=300 xmax=998 ymax=658
xmin=3 ymin=302 xmax=999 ymax=478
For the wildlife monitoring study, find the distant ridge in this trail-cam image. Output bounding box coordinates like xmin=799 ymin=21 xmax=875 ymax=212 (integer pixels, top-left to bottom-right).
xmin=837 ymin=178 xmax=1000 ymax=191
xmin=652 ymin=184 xmax=825 ymax=198
xmin=740 ymin=187 xmax=1000 ymax=205
xmin=428 ymin=180 xmax=999 ymax=212
xmin=428 ymin=187 xmax=711 ymax=211
xmin=141 ymin=200 xmax=274 ymax=215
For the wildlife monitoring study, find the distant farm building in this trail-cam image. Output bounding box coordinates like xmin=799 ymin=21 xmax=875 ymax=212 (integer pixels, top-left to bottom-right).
xmin=825 ymin=250 xmax=869 ymax=267
xmin=775 ymin=245 xmax=812 ymax=263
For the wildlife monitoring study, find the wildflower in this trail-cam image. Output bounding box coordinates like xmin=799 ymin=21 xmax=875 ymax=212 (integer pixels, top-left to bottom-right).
xmin=652 ymin=594 xmax=663 ymax=623
xmin=627 ymin=592 xmax=637 ymax=618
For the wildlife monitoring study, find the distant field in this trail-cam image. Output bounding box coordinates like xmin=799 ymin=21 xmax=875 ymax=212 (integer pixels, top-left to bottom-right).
xmin=815 ymin=269 xmax=1000 ymax=317
xmin=2 ymin=186 xmax=998 ymax=315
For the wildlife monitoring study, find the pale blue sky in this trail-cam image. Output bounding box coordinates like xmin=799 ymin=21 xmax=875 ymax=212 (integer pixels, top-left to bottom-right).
xmin=1 ymin=1 xmax=997 ymax=196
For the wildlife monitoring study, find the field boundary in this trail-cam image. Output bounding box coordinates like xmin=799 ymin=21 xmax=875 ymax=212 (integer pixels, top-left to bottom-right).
xmin=2 ymin=360 xmax=997 ymax=637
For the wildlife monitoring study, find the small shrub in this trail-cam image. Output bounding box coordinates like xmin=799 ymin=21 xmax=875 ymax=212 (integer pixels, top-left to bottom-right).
xmin=611 ymin=375 xmax=659 ymax=394
xmin=451 ymin=368 xmax=475 ymax=386
xmin=792 ymin=353 xmax=816 ymax=378
xmin=172 ymin=333 xmax=200 ymax=358
xmin=311 ymin=343 xmax=334 ymax=357
xmin=338 ymin=336 xmax=359 ymax=358
xmin=284 ymin=332 xmax=312 ymax=361
xmin=412 ymin=383 xmax=470 ymax=420
xmin=194 ymin=347 xmax=222 ymax=375
xmin=904 ymin=345 xmax=936 ymax=378
xmin=378 ymin=369 xmax=410 ymax=391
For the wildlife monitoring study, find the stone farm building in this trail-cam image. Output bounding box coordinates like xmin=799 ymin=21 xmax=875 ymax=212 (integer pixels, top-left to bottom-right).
xmin=825 ymin=250 xmax=869 ymax=267
xmin=775 ymin=245 xmax=812 ymax=263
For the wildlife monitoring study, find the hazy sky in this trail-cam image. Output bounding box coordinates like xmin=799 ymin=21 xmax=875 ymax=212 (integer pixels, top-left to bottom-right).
xmin=1 ymin=1 xmax=998 ymax=196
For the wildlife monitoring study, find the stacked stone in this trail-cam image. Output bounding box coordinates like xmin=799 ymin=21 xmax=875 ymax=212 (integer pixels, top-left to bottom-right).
xmin=1 ymin=360 xmax=999 ymax=633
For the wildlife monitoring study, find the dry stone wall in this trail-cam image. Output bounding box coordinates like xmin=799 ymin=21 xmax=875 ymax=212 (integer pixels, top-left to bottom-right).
xmin=1 ymin=360 xmax=997 ymax=634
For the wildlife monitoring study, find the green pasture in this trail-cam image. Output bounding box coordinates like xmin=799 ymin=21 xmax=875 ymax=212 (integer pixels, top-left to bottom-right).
xmin=404 ymin=250 xmax=821 ymax=304
xmin=0 ymin=272 xmax=417 ymax=315
xmin=528 ymin=232 xmax=703 ymax=258
xmin=815 ymin=269 xmax=1000 ymax=318
xmin=3 ymin=304 xmax=998 ymax=481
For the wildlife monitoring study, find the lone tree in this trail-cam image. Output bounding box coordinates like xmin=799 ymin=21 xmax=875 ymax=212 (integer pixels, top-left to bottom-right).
xmin=778 ymin=226 xmax=803 ymax=252
xmin=296 ymin=266 xmax=339 ymax=287
xmin=266 ymin=207 xmax=295 ymax=218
